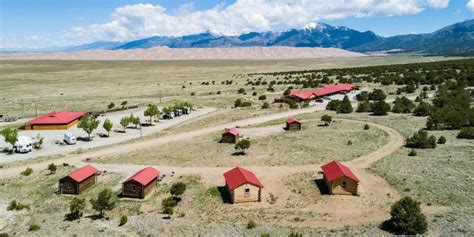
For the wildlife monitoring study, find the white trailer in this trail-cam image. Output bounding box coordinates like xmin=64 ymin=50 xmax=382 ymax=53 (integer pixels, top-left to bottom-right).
xmin=14 ymin=136 xmax=33 ymax=153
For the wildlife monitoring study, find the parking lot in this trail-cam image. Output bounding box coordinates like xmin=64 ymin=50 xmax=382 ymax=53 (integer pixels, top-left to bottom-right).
xmin=0 ymin=107 xmax=215 ymax=163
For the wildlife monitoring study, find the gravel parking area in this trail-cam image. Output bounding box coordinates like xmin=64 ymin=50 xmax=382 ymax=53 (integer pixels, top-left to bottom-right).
xmin=0 ymin=107 xmax=215 ymax=163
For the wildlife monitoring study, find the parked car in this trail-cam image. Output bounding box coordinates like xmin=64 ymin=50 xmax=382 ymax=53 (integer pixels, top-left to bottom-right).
xmin=64 ymin=133 xmax=77 ymax=145
xmin=14 ymin=136 xmax=33 ymax=153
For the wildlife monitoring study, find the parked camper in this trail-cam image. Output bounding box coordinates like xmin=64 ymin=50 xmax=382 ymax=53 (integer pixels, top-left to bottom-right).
xmin=184 ymin=107 xmax=192 ymax=114
xmin=14 ymin=136 xmax=33 ymax=153
xmin=64 ymin=133 xmax=77 ymax=145
xmin=174 ymin=109 xmax=182 ymax=116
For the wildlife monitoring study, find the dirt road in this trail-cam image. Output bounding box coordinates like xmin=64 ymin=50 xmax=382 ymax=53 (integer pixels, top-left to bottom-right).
xmin=0 ymin=104 xmax=328 ymax=179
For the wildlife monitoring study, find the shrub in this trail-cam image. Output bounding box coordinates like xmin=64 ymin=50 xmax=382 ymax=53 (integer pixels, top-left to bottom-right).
xmin=252 ymin=92 xmax=257 ymax=96
xmin=241 ymin=101 xmax=252 ymax=107
xmin=162 ymin=197 xmax=177 ymax=208
xmin=326 ymin=100 xmax=341 ymax=111
xmin=355 ymin=91 xmax=369 ymax=101
xmin=437 ymin=136 xmax=446 ymax=144
xmin=235 ymin=139 xmax=251 ymax=155
xmin=47 ymin=163 xmax=57 ymax=174
xmin=371 ymin=100 xmax=391 ymax=116
xmin=258 ymin=95 xmax=267 ymax=100
xmin=369 ymin=89 xmax=387 ymax=101
xmin=234 ymin=99 xmax=242 ymax=107
xmin=28 ymin=224 xmax=41 ymax=232
xmin=65 ymin=198 xmax=85 ymax=221
xmin=364 ymin=124 xmax=370 ymax=130
xmin=457 ymin=127 xmax=474 ymax=139
xmin=406 ymin=130 xmax=436 ymax=149
xmin=338 ymin=95 xmax=353 ymax=114
xmin=170 ymin=182 xmax=186 ymax=197
xmin=107 ymin=102 xmax=115 ymax=109
xmin=246 ymin=220 xmax=257 ymax=229
xmin=389 ymin=196 xmax=427 ymax=235
xmin=190 ymin=92 xmax=195 ymax=96
xmin=288 ymin=101 xmax=298 ymax=109
xmin=356 ymin=100 xmax=371 ymax=113
xmin=119 ymin=215 xmax=128 ymax=226
xmin=90 ymin=189 xmax=117 ymax=218
xmin=408 ymin=149 xmax=417 ymax=156
xmin=7 ymin=200 xmax=29 ymax=211
xmin=413 ymin=101 xmax=432 ymax=117
xmin=321 ymin=115 xmax=332 ymax=126
xmin=21 ymin=167 xmax=33 ymax=176
xmin=392 ymin=97 xmax=415 ymax=113
xmin=163 ymin=206 xmax=174 ymax=216
xmin=237 ymin=88 xmax=245 ymax=94
xmin=261 ymin=102 xmax=270 ymax=109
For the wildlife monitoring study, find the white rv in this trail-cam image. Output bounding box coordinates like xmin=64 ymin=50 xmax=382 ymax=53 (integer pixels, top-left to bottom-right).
xmin=14 ymin=136 xmax=33 ymax=153
xmin=64 ymin=133 xmax=77 ymax=145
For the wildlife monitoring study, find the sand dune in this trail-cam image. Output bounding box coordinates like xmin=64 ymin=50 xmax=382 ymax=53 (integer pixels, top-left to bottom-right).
xmin=0 ymin=46 xmax=365 ymax=60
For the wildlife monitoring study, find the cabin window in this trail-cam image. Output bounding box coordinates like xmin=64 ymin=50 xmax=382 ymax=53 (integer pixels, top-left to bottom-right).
xmin=64 ymin=181 xmax=73 ymax=189
xmin=342 ymin=181 xmax=347 ymax=189
xmin=128 ymin=184 xmax=137 ymax=192
xmin=244 ymin=188 xmax=250 ymax=197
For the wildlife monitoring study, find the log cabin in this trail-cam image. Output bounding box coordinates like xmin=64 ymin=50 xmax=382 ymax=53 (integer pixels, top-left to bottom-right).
xmin=221 ymin=128 xmax=240 ymax=143
xmin=321 ymin=161 xmax=359 ymax=196
xmin=286 ymin=118 xmax=302 ymax=131
xmin=122 ymin=166 xmax=160 ymax=199
xmin=59 ymin=164 xmax=98 ymax=195
xmin=223 ymin=167 xmax=263 ymax=204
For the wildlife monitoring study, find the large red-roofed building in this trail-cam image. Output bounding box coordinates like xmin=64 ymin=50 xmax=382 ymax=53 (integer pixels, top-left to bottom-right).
xmin=321 ymin=161 xmax=359 ymax=195
xmin=59 ymin=164 xmax=99 ymax=195
xmin=122 ymin=166 xmax=160 ymax=199
xmin=25 ymin=111 xmax=86 ymax=130
xmin=223 ymin=167 xmax=263 ymax=204
xmin=289 ymin=83 xmax=355 ymax=101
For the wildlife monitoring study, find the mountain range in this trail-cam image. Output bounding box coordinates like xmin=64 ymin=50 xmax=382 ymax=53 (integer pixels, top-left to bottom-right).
xmin=4 ymin=19 xmax=473 ymax=54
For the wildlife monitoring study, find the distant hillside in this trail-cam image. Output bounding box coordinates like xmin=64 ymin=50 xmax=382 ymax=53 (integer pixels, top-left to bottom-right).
xmin=113 ymin=23 xmax=380 ymax=50
xmin=6 ymin=19 xmax=472 ymax=55
xmin=350 ymin=19 xmax=474 ymax=54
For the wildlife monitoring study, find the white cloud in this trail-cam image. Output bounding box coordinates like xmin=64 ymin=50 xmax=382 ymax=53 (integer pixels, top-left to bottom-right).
xmin=427 ymin=0 xmax=449 ymax=8
xmin=467 ymin=0 xmax=474 ymax=11
xmin=22 ymin=0 xmax=453 ymax=47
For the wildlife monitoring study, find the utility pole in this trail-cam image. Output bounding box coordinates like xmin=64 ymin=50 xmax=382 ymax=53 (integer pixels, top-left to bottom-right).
xmin=35 ymin=104 xmax=38 ymax=118
xmin=159 ymin=90 xmax=162 ymax=104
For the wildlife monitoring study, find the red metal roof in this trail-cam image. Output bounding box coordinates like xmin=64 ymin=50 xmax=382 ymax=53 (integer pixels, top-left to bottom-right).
xmin=26 ymin=111 xmax=86 ymax=125
xmin=289 ymin=83 xmax=354 ymax=100
xmin=321 ymin=161 xmax=359 ymax=183
xmin=286 ymin=117 xmax=300 ymax=124
xmin=223 ymin=128 xmax=240 ymax=136
xmin=289 ymin=90 xmax=315 ymax=100
xmin=123 ymin=166 xmax=160 ymax=186
xmin=67 ymin=164 xmax=99 ymax=182
xmin=223 ymin=167 xmax=263 ymax=190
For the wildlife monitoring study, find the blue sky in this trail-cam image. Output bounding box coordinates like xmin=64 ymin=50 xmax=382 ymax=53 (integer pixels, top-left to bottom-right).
xmin=1 ymin=0 xmax=473 ymax=48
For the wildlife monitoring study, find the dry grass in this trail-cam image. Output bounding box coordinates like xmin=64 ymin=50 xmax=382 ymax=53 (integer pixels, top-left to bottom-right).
xmin=0 ymin=56 xmax=452 ymax=118
xmin=94 ymin=118 xmax=388 ymax=167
